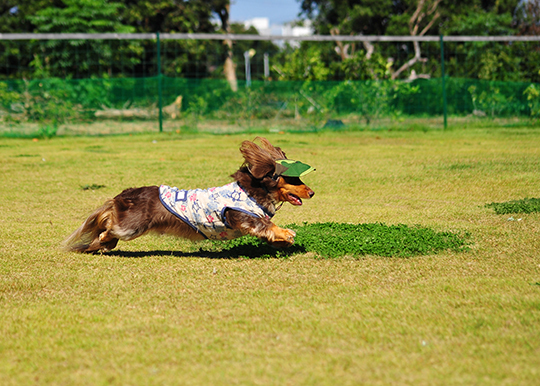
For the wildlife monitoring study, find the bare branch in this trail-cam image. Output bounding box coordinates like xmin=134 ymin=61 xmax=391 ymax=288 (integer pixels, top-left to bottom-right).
xmin=393 ymin=0 xmax=440 ymax=79
xmin=409 ymin=0 xmax=426 ymax=35
xmin=419 ymin=11 xmax=440 ymax=36
xmin=363 ymin=41 xmax=374 ymax=59
xmin=331 ymin=28 xmax=351 ymax=60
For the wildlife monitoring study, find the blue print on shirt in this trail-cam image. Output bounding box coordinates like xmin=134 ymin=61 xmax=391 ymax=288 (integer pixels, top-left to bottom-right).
xmin=159 ymin=182 xmax=273 ymax=240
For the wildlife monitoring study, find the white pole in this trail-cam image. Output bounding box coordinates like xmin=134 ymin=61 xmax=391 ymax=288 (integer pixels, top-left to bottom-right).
xmin=244 ymin=51 xmax=251 ymax=88
xmin=264 ymin=52 xmax=269 ymax=79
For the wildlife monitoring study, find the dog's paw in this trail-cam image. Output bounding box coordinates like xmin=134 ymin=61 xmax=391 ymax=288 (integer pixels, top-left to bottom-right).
xmin=285 ymin=228 xmax=296 ymax=240
xmin=270 ymin=228 xmax=296 ymax=248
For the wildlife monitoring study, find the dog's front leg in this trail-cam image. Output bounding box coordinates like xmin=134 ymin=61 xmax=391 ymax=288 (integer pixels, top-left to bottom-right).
xmin=225 ymin=209 xmax=296 ymax=247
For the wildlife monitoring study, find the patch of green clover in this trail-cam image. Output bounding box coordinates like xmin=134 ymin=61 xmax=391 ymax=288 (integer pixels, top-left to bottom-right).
xmin=486 ymin=198 xmax=540 ymax=215
xmin=80 ymin=184 xmax=106 ymax=191
xmin=212 ymin=222 xmax=470 ymax=258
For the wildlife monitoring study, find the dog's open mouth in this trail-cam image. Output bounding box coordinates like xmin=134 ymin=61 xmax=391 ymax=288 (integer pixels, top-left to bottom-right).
xmin=288 ymin=193 xmax=303 ymax=206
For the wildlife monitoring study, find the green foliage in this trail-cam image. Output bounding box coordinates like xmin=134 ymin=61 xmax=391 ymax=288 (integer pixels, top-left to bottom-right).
xmin=325 ymin=79 xmax=420 ymax=123
xmin=0 ymin=77 xmax=118 ymax=125
xmin=339 ymin=51 xmax=390 ymax=81
xmin=28 ymin=0 xmax=131 ymax=33
xmin=1 ymin=77 xmax=536 ymax=128
xmin=524 ymin=84 xmax=540 ymax=119
xmin=299 ymin=1 xmax=530 ymax=82
xmin=300 ymin=0 xmax=397 ymax=35
xmin=216 ymin=222 xmax=470 ymax=258
xmin=477 ymin=50 xmax=522 ymax=82
xmin=274 ymin=45 xmax=330 ymax=81
xmin=293 ymin=222 xmax=470 ymax=258
xmin=0 ymin=0 xmax=238 ymax=80
xmin=0 ymin=82 xmax=20 ymax=108
xmin=468 ymin=84 xmax=507 ymax=117
xmin=2 ymin=0 xmax=537 ymax=84
xmin=486 ymin=198 xmax=540 ymax=214
xmin=385 ymin=81 xmax=425 ymax=118
xmin=445 ymin=11 xmax=515 ymax=36
xmin=27 ymin=0 xmax=141 ymax=78
xmin=301 ymin=1 xmax=521 ymax=44
xmin=119 ymin=0 xmax=220 ymax=33
xmin=0 ymin=1 xmax=44 ymax=33
xmin=443 ymin=11 xmax=525 ymax=82
xmin=462 ymin=79 xmax=532 ymax=117
xmin=186 ymin=95 xmax=209 ymax=118
xmin=36 ymin=123 xmax=58 ymax=139
xmin=325 ymin=80 xmax=391 ymax=123
xmin=274 ymin=44 xmax=392 ymax=83
xmin=24 ymin=79 xmax=79 ymax=122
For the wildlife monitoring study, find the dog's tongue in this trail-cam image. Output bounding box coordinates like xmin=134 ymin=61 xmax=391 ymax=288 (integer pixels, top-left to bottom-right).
xmin=288 ymin=193 xmax=303 ymax=206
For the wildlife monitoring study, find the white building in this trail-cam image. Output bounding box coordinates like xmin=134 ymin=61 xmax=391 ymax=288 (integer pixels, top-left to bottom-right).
xmin=244 ymin=17 xmax=271 ymax=35
xmin=281 ymin=20 xmax=313 ymax=38
xmin=243 ymin=18 xmax=313 ymax=47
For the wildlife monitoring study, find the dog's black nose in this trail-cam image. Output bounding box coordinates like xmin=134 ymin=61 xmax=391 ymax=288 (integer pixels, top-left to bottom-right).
xmin=309 ymin=190 xmax=315 ymax=198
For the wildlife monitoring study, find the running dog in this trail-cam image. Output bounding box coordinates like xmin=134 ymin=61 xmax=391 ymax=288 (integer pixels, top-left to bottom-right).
xmin=64 ymin=137 xmax=315 ymax=253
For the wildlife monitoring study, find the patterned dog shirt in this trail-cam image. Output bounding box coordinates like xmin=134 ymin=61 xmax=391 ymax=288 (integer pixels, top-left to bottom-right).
xmin=159 ymin=182 xmax=274 ymax=240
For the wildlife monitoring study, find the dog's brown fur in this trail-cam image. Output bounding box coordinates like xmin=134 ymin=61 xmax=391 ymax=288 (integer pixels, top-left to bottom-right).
xmin=64 ymin=137 xmax=314 ymax=253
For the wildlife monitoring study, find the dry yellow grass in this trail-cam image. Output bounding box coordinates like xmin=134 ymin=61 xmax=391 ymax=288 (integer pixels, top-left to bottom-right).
xmin=1 ymin=128 xmax=540 ymax=385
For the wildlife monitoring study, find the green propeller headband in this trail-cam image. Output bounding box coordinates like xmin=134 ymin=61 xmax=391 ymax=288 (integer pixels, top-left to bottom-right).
xmin=274 ymin=159 xmax=315 ymax=178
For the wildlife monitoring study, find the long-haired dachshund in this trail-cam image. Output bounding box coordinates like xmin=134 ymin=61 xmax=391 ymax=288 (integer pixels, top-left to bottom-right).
xmin=64 ymin=137 xmax=315 ymax=253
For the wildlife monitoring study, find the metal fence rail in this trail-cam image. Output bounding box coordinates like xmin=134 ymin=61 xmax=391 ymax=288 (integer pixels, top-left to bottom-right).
xmin=1 ymin=33 xmax=540 ymax=42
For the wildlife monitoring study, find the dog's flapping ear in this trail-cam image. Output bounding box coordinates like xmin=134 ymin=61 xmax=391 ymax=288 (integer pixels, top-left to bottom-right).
xmin=254 ymin=137 xmax=287 ymax=160
xmin=240 ymin=137 xmax=286 ymax=179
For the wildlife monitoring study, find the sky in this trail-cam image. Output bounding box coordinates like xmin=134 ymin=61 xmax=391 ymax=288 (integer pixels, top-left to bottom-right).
xmin=229 ymin=0 xmax=304 ymax=25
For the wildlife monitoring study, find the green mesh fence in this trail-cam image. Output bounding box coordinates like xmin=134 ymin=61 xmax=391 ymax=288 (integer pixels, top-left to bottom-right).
xmin=1 ymin=76 xmax=539 ymax=136
xmin=1 ymin=36 xmax=539 ymax=136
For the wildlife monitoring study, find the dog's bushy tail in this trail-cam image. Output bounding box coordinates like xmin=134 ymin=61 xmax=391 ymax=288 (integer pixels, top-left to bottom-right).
xmin=63 ymin=200 xmax=115 ymax=253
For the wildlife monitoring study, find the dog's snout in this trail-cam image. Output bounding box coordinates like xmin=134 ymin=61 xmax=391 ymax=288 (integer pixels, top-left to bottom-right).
xmin=308 ymin=189 xmax=315 ymax=198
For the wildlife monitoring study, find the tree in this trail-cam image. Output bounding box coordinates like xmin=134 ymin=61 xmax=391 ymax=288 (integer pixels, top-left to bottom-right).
xmin=273 ymin=44 xmax=331 ymax=81
xmin=299 ymin=0 xmax=523 ymax=80
xmin=28 ymin=0 xmax=137 ymax=77
xmin=300 ymin=0 xmax=396 ymax=35
xmin=514 ymin=0 xmax=540 ymax=36
xmin=5 ymin=0 xmax=240 ymax=82
xmin=119 ymin=0 xmax=216 ymax=33
xmin=0 ymin=0 xmax=56 ymax=33
xmin=29 ymin=0 xmax=132 ymax=33
xmin=118 ymin=0 xmax=240 ymax=86
xmin=300 ymin=0 xmax=440 ymax=79
xmin=0 ymin=1 xmax=57 ymax=78
xmin=443 ymin=5 xmax=522 ymax=81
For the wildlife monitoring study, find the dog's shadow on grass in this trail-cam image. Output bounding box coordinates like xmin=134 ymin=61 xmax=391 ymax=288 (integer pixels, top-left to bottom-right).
xmin=104 ymin=244 xmax=307 ymax=259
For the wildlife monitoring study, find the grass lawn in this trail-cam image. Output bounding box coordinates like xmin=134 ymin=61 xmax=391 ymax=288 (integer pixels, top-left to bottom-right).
xmin=1 ymin=127 xmax=540 ymax=385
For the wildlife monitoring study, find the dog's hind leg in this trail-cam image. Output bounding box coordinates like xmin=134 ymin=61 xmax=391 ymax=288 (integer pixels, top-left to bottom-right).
xmin=97 ymin=229 xmax=119 ymax=252
xmin=64 ymin=200 xmax=116 ymax=253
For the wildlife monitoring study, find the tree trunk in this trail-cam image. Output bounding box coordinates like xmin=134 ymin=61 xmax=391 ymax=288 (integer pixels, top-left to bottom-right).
xmin=224 ymin=39 xmax=238 ymax=92
xmin=218 ymin=3 xmax=238 ymax=91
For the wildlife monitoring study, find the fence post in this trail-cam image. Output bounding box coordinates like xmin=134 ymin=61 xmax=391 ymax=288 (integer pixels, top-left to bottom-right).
xmin=439 ymin=34 xmax=448 ymax=130
xmin=244 ymin=51 xmax=251 ymax=88
xmin=264 ymin=52 xmax=269 ymax=80
xmin=157 ymin=32 xmax=163 ymax=132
